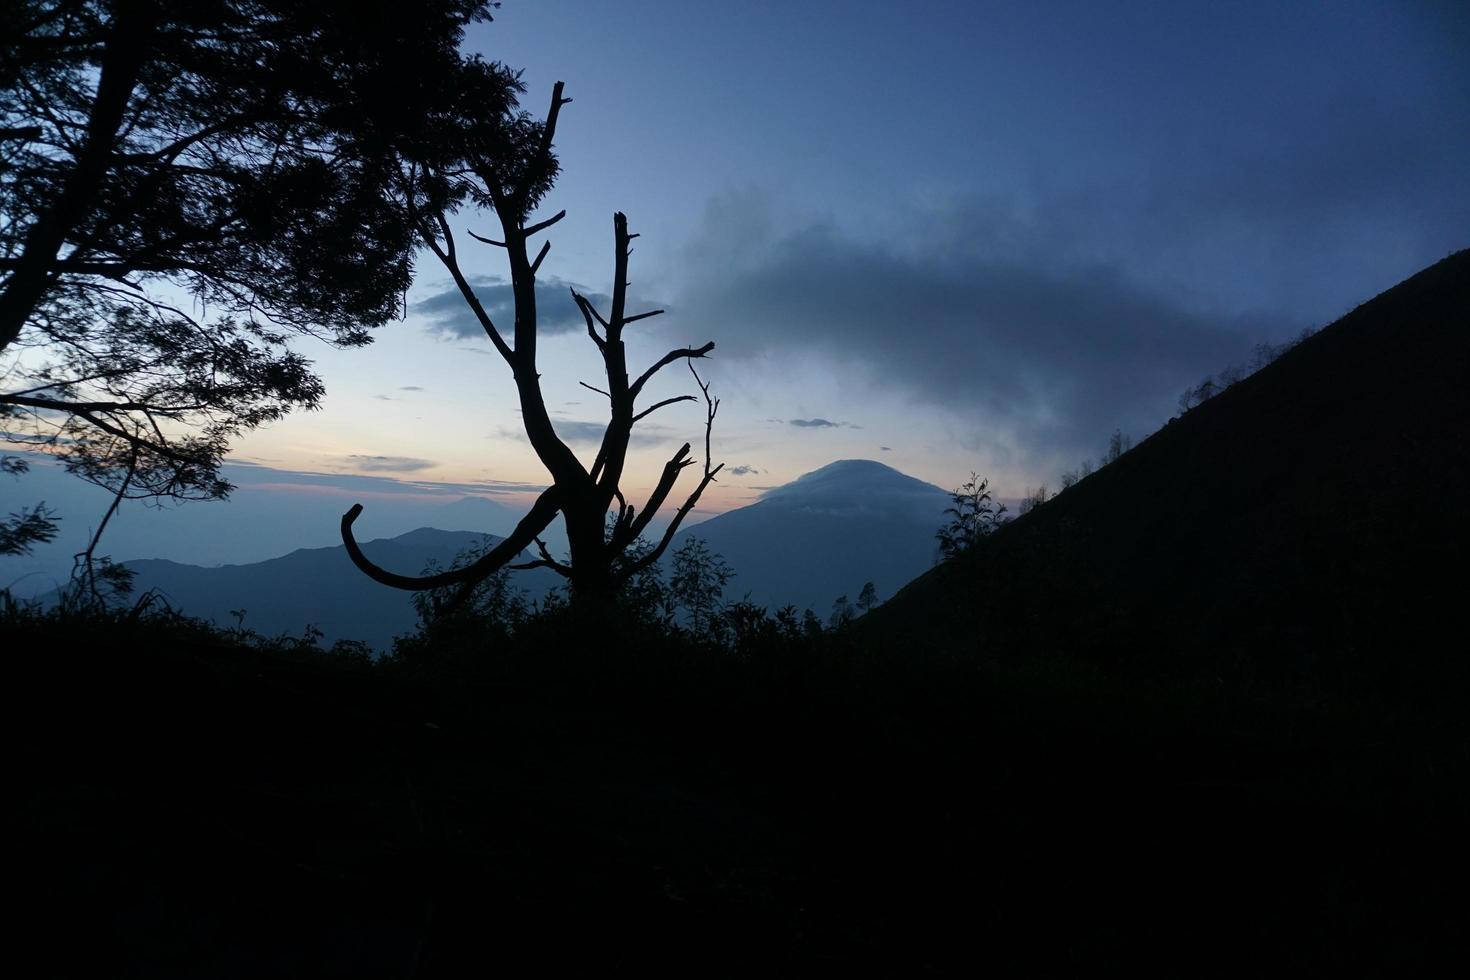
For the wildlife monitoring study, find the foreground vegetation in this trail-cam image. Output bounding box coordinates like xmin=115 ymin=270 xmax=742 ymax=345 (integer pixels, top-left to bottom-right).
xmin=11 ymin=593 xmax=1466 ymax=976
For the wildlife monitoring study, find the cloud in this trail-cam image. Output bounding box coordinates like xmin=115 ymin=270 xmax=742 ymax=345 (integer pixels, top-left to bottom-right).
xmin=726 ymin=464 xmax=761 ymax=476
xmin=416 ymin=275 xmax=664 ymax=340
xmin=372 ymin=394 xmax=393 ymax=401
xmin=343 ymin=455 xmax=436 ymax=474
xmin=399 ymin=386 xmax=425 ymax=392
xmin=879 ymin=446 xmax=892 ymax=452
xmin=676 ymin=197 xmax=1293 ymax=465
xmin=493 ymin=419 xmax=671 ymax=448
xmin=404 ymin=478 xmax=545 ymax=495
xmin=220 ymin=462 xmax=542 ymax=498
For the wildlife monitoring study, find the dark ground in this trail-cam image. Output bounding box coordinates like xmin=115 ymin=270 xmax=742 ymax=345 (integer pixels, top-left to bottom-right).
xmin=12 ymin=609 xmax=1467 ymax=978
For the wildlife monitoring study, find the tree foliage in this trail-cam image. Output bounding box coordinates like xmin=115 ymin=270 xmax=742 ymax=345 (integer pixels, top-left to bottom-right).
xmin=668 ymin=536 xmax=734 ymax=638
xmin=0 ymin=500 xmax=57 ymax=556
xmin=0 ymin=0 xmax=499 ymax=518
xmin=935 ymin=472 xmax=1006 ymax=560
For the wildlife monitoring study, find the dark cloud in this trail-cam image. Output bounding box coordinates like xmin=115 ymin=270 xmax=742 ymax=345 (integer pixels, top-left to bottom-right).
xmin=399 ymin=386 xmax=425 ymax=392
xmin=678 ymin=207 xmax=1290 ymax=464
xmin=343 ymin=455 xmax=436 ymax=474
xmin=879 ymin=446 xmax=892 ymax=452
xmin=726 ymin=464 xmax=761 ymax=476
xmin=416 ymin=275 xmax=663 ymax=340
xmin=372 ymin=394 xmax=392 ymax=401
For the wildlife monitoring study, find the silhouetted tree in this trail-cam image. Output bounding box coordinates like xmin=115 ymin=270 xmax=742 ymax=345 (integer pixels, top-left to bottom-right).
xmin=411 ymin=539 xmax=531 ymax=633
xmin=1018 ymin=484 xmax=1050 ymax=516
xmin=774 ymin=604 xmax=802 ymax=637
xmin=856 ymin=581 xmax=879 ymax=614
xmin=341 ymin=81 xmax=723 ymax=607
xmin=801 ymin=608 xmax=824 ymax=636
xmin=829 ymin=594 xmax=855 ymax=629
xmin=0 ymin=0 xmax=500 ymax=548
xmin=0 ymin=501 xmax=56 ymax=556
xmin=1179 ymin=328 xmax=1317 ymax=414
xmin=669 ymin=537 xmax=734 ymax=638
xmin=1104 ymin=429 xmax=1133 ymax=464
xmin=936 ymin=472 xmax=1006 ymax=560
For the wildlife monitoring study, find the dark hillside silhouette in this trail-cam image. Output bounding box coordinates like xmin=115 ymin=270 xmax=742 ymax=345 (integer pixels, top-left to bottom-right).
xmin=12 ymin=251 xmax=1470 ymax=975
xmin=864 ymin=248 xmax=1470 ymax=699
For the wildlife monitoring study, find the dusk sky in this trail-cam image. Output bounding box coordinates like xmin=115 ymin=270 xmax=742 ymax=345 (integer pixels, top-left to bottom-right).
xmin=122 ymin=1 xmax=1470 ymax=520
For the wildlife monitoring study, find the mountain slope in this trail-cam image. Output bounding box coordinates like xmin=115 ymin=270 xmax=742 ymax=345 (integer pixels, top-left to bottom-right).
xmin=681 ymin=459 xmax=951 ymax=613
xmin=864 ymin=249 xmax=1470 ymax=696
xmin=116 ymin=528 xmax=559 ymax=651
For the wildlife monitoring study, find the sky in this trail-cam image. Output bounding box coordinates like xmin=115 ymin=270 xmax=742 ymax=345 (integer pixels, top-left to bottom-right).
xmin=9 ymin=0 xmax=1470 ymax=569
xmin=233 ymin=0 xmax=1469 ymax=506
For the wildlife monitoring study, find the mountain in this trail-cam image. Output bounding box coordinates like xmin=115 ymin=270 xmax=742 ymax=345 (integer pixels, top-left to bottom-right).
xmin=111 ymin=527 xmax=560 ymax=652
xmin=862 ymin=249 xmax=1470 ymax=697
xmin=679 ymin=459 xmax=952 ymax=614
xmin=0 ymin=460 xmax=530 ymax=599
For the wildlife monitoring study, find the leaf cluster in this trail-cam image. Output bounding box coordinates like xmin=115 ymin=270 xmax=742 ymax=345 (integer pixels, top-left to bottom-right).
xmin=1 ymin=0 xmax=501 ymax=504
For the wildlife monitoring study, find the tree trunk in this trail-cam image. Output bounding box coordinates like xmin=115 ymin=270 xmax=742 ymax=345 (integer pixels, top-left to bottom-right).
xmin=0 ymin=6 xmax=154 ymax=353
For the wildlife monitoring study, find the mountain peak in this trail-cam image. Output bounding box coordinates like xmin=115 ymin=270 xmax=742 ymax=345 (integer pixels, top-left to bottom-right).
xmin=762 ymin=459 xmax=946 ymax=504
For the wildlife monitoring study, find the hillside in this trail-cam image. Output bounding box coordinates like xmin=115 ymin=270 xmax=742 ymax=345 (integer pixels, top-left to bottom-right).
xmin=679 ymin=459 xmax=951 ymax=612
xmin=864 ymin=249 xmax=1470 ymax=700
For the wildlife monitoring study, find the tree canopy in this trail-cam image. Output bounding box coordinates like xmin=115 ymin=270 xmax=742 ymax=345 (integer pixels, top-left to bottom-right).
xmin=0 ymin=0 xmax=502 ymax=553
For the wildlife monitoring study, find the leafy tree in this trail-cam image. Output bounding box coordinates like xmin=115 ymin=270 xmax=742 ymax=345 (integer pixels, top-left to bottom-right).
xmin=1018 ymin=484 xmax=1050 ymax=516
xmin=1060 ymin=459 xmax=1095 ymax=491
xmin=722 ymin=597 xmax=772 ymax=651
xmin=0 ymin=0 xmax=501 ymax=547
xmin=856 ymin=581 xmax=879 ymax=614
xmin=341 ymin=80 xmax=723 ymax=607
xmin=1104 ymin=429 xmax=1133 ymax=464
xmin=935 ymin=472 xmax=1006 ymax=560
xmin=829 ymin=594 xmax=855 ymax=629
xmin=411 ymin=538 xmax=531 ymax=634
xmin=668 ymin=536 xmax=733 ymax=638
xmin=773 ymin=604 xmax=803 ymax=637
xmin=801 ymin=608 xmax=824 ymax=637
xmin=609 ymin=516 xmax=677 ymax=626
xmin=0 ymin=500 xmax=57 ymax=556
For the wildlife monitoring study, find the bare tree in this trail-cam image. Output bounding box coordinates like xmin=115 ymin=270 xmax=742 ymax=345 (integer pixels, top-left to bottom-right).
xmin=341 ymin=82 xmax=722 ymax=607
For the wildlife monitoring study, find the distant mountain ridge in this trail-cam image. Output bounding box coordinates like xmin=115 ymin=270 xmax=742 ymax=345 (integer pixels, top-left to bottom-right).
xmin=110 ymin=528 xmax=560 ymax=652
xmin=81 ymin=459 xmax=956 ymax=647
